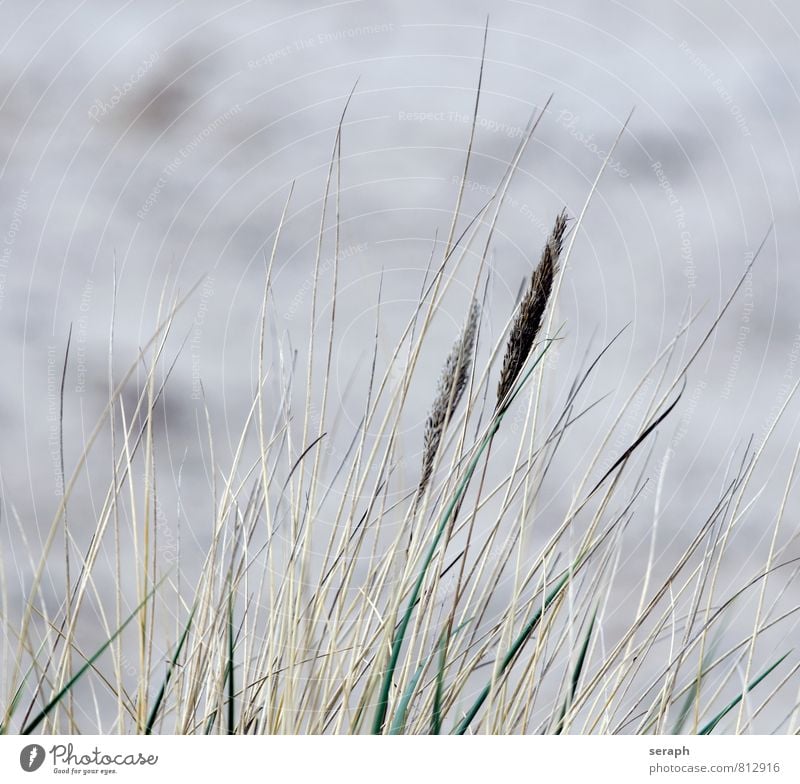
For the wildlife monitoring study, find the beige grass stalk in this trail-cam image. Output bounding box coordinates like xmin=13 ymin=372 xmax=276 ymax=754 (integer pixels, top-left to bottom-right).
xmin=399 ymin=97 xmax=557 ymax=715
xmin=511 ymin=232 xmax=769 ymax=735
xmin=334 ymin=83 xmax=551 ymax=573
xmin=475 ymin=114 xmax=633 ymax=726
xmin=45 ymin=289 xmax=178 ymax=733
xmin=304 ymin=213 xmax=493 ymax=717
xmin=2 ymin=275 xmax=203 ymax=734
xmin=252 ymin=183 xmax=293 ymax=734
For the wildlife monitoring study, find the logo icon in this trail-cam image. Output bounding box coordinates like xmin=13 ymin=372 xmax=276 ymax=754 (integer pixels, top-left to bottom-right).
xmin=19 ymin=745 xmax=45 ymax=772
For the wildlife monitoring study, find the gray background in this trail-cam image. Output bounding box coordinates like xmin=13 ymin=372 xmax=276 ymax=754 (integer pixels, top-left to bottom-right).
xmin=1 ymin=0 xmax=799 ymax=731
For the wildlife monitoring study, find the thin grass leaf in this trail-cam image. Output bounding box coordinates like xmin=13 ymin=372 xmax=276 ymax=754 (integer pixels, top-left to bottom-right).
xmin=372 ymin=340 xmax=555 ymax=734
xmin=21 ymin=582 xmax=162 ymax=735
xmin=388 ymin=620 xmax=470 ymax=735
xmin=1 ymin=636 xmax=52 ymax=735
xmin=227 ymin=590 xmax=235 ymax=735
xmin=431 ymin=631 xmax=447 ymax=735
xmin=698 ymin=652 xmax=791 ymax=735
xmin=588 ymin=378 xmax=686 ymax=496
xmin=671 ymin=642 xmax=718 ymax=735
xmin=673 ymin=684 xmax=701 ymax=736
xmin=453 ymin=570 xmax=571 ymax=735
xmin=554 ymin=608 xmax=597 ymax=734
xmin=145 ymin=605 xmax=196 ymax=734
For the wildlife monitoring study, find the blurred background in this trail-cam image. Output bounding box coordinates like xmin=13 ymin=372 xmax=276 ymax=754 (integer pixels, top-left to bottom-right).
xmin=1 ymin=0 xmax=799 ymax=730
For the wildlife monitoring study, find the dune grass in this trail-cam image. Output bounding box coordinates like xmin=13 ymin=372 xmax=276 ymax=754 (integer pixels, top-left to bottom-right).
xmin=1 ymin=76 xmax=798 ymax=736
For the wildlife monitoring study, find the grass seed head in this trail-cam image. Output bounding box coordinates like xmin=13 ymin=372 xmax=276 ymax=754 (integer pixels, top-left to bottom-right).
xmin=496 ymin=209 xmax=568 ymax=408
xmin=418 ymin=299 xmax=481 ymax=503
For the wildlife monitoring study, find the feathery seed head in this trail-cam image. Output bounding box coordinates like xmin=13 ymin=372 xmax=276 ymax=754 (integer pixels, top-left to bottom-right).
xmin=496 ymin=210 xmax=568 ymax=408
xmin=417 ymin=300 xmax=480 ymax=504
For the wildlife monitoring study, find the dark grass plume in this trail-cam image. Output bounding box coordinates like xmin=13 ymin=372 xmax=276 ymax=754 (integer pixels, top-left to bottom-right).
xmin=417 ymin=299 xmax=480 ymax=504
xmin=496 ymin=210 xmax=568 ymax=409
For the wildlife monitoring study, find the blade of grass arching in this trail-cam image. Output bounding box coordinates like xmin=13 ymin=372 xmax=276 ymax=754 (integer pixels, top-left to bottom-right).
xmin=388 ymin=620 xmax=470 ymax=735
xmin=145 ymin=605 xmax=196 ymax=734
xmin=587 ymin=379 xmax=685 ymax=497
xmin=21 ymin=582 xmax=162 ymax=735
xmin=57 ymin=325 xmax=73 ymax=732
xmin=699 ymin=652 xmax=791 ymax=735
xmin=453 ymin=569 xmax=571 ymax=735
xmin=371 ymin=341 xmax=554 ymax=734
xmin=554 ymin=608 xmax=597 ymax=734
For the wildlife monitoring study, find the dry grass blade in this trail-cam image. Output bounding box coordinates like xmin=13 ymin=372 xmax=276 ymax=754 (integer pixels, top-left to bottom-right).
xmin=496 ymin=210 xmax=568 ymax=408
xmin=3 ymin=35 xmax=794 ymax=736
xmin=417 ymin=300 xmax=480 ymax=503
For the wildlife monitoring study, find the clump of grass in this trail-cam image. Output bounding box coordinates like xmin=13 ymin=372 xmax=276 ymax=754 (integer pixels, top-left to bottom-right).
xmin=418 ymin=299 xmax=480 ymax=504
xmin=1 ymin=65 xmax=796 ymax=738
xmin=496 ymin=209 xmax=567 ymax=408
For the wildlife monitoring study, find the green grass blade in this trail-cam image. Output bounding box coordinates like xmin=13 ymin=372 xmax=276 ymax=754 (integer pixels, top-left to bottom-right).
xmin=672 ymin=676 xmax=701 ymax=736
xmin=554 ymin=607 xmax=596 ymax=734
xmin=388 ymin=656 xmax=428 ymax=735
xmin=226 ymin=590 xmax=235 ymax=735
xmin=373 ymin=420 xmax=499 ymax=733
xmin=372 ymin=342 xmax=554 ymax=735
xmin=453 ymin=569 xmax=570 ymax=735
xmin=670 ymin=641 xmax=719 ymax=735
xmin=430 ymin=632 xmax=447 ymax=735
xmin=698 ymin=651 xmax=791 ymax=735
xmin=145 ymin=604 xmax=196 ymax=734
xmin=21 ymin=582 xmax=162 ymax=735
xmin=387 ymin=620 xmax=470 ymax=735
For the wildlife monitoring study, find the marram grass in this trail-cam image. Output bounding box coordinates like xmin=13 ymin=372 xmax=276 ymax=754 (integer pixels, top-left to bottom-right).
xmin=1 ymin=93 xmax=797 ymax=737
